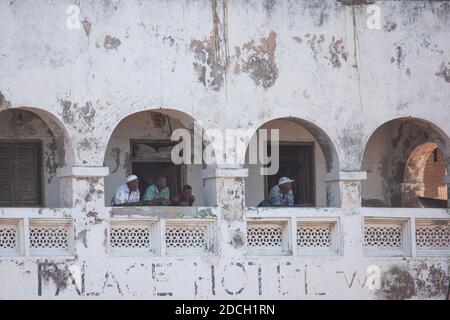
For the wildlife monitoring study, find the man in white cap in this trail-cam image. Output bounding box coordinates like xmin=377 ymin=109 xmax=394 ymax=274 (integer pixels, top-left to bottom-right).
xmin=267 ymin=176 xmax=295 ymax=206
xmin=111 ymin=174 xmax=142 ymax=206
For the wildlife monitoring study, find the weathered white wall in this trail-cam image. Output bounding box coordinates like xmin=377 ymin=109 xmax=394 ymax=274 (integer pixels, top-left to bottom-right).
xmin=0 ymin=0 xmax=450 ymax=300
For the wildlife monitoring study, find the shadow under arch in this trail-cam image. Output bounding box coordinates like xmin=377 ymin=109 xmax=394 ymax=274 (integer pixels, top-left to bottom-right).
xmin=361 ymin=117 xmax=450 ymax=208
xmin=0 ymin=106 xmax=75 ymax=207
xmin=244 ymin=116 xmax=340 ymax=207
xmin=103 ymin=108 xmax=214 ymax=206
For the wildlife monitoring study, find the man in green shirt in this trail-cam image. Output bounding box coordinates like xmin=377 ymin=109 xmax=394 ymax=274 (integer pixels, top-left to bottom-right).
xmin=143 ymin=176 xmax=171 ymax=206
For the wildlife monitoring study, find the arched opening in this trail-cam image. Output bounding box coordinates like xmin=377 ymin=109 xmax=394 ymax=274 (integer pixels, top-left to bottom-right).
xmin=361 ymin=118 xmax=449 ymax=208
xmin=402 ymin=142 xmax=448 ymax=207
xmin=104 ymin=109 xmax=208 ymax=207
xmin=0 ymin=108 xmax=74 ymax=208
xmin=245 ymin=117 xmax=339 ymax=207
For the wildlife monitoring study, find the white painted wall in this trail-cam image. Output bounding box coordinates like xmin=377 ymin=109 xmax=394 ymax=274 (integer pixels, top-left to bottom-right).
xmin=0 ymin=0 xmax=449 ymax=300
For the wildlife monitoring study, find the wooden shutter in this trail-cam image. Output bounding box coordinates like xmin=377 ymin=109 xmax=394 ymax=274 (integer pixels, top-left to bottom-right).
xmin=0 ymin=144 xmax=14 ymax=205
xmin=0 ymin=142 xmax=42 ymax=207
xmin=15 ymin=143 xmax=41 ymax=206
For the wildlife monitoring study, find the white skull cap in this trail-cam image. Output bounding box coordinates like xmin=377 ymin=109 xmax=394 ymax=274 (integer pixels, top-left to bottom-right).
xmin=126 ymin=175 xmax=138 ymax=183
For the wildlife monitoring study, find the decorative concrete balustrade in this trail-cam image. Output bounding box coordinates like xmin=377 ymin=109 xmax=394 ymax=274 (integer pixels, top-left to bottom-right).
xmin=0 ymin=205 xmax=449 ymax=299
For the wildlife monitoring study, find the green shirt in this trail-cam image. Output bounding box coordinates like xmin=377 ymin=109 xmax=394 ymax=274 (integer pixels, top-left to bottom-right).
xmin=143 ymin=185 xmax=170 ymax=201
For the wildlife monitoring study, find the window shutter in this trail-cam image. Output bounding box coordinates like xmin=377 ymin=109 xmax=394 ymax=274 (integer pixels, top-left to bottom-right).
xmin=0 ymin=144 xmax=13 ymax=205
xmin=15 ymin=143 xmax=40 ymax=205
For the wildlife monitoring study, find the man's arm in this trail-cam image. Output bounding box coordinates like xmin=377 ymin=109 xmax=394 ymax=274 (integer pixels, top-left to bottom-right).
xmin=268 ymin=188 xmax=282 ymax=206
xmin=286 ymin=192 xmax=294 ymax=206
xmin=113 ymin=186 xmax=127 ymax=206
xmin=142 ymin=186 xmax=162 ymax=206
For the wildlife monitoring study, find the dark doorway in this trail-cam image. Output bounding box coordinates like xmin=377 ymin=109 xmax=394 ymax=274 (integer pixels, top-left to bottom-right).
xmin=132 ymin=162 xmax=182 ymax=199
xmin=265 ymin=143 xmax=315 ymax=206
xmin=130 ymin=140 xmax=184 ymax=199
xmin=0 ymin=141 xmax=43 ymax=207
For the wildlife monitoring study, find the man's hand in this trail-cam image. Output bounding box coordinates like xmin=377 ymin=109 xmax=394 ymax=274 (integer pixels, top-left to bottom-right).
xmin=160 ymin=198 xmax=171 ymax=206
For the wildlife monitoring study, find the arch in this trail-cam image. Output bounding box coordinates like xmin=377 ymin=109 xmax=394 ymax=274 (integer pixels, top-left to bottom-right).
xmin=361 ymin=116 xmax=450 ymax=169
xmin=15 ymin=106 xmax=76 ymax=166
xmin=103 ymin=108 xmax=207 ymax=164
xmin=0 ymin=107 xmax=75 ymax=207
xmin=248 ymin=117 xmax=340 ymax=173
xmin=104 ymin=108 xmax=212 ymax=206
xmin=244 ymin=116 xmax=340 ymax=207
xmin=361 ymin=117 xmax=449 ymax=207
xmin=404 ymin=142 xmax=438 ymax=184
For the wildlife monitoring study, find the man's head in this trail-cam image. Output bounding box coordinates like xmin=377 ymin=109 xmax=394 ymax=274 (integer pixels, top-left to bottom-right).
xmin=156 ymin=176 xmax=167 ymax=190
xmin=278 ymin=177 xmax=294 ymax=194
xmin=126 ymin=175 xmax=139 ymax=191
xmin=182 ymin=185 xmax=193 ymax=197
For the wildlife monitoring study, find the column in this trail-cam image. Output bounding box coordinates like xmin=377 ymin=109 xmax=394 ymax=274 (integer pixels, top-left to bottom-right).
xmin=325 ymin=171 xmax=367 ymax=208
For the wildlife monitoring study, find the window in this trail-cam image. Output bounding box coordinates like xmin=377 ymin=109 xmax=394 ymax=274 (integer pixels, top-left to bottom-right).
xmin=0 ymin=142 xmax=42 ymax=207
xmin=130 ymin=140 xmax=184 ymax=197
xmin=265 ymin=143 xmax=315 ymax=206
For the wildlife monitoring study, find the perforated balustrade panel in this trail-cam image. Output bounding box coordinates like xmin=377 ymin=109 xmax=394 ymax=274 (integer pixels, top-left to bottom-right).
xmin=29 ymin=220 xmax=72 ymax=255
xmin=297 ymin=224 xmax=332 ymax=248
xmin=0 ymin=220 xmax=19 ymax=255
xmin=247 ymin=224 xmax=283 ymax=248
xmin=364 ymin=225 xmax=402 ymax=248
xmin=165 ymin=220 xmax=216 ymax=255
xmin=415 ymin=220 xmax=450 ymax=253
xmin=246 ymin=220 xmax=289 ymax=256
xmin=109 ymin=220 xmax=158 ymax=256
xmin=110 ymin=226 xmax=151 ymax=248
xmin=364 ymin=219 xmax=406 ymax=255
xmin=30 ymin=226 xmax=68 ymax=249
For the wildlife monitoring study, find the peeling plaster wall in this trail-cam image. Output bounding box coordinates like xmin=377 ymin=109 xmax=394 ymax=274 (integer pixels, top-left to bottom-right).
xmin=245 ymin=119 xmax=327 ymax=207
xmin=0 ymin=0 xmax=449 ymax=166
xmin=0 ymin=110 xmax=63 ymax=207
xmin=1 ymin=0 xmax=450 ymax=300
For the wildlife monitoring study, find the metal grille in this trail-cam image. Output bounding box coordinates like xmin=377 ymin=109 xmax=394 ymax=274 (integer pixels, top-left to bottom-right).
xmin=416 ymin=224 xmax=450 ymax=249
xmin=0 ymin=224 xmax=17 ymax=249
xmin=29 ymin=226 xmax=68 ymax=250
xmin=110 ymin=226 xmax=151 ymax=249
xmin=166 ymin=225 xmax=207 ymax=249
xmin=247 ymin=224 xmax=283 ymax=248
xmin=364 ymin=224 xmax=402 ymax=249
xmin=297 ymin=225 xmax=331 ymax=248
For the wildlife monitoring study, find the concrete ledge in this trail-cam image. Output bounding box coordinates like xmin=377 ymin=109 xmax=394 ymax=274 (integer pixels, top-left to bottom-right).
xmin=325 ymin=171 xmax=367 ymax=182
xmin=56 ymin=166 xmax=110 ymax=178
xmin=201 ymin=168 xmax=249 ymax=179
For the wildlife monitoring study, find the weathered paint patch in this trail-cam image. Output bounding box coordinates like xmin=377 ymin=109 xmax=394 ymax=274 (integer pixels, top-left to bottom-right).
xmin=292 ymin=36 xmax=303 ymax=44
xmin=329 ymin=36 xmax=348 ymax=68
xmin=190 ymin=37 xmax=225 ymax=91
xmin=414 ymin=262 xmax=448 ymax=298
xmin=58 ymin=99 xmax=96 ymax=131
xmin=384 ymin=21 xmax=397 ymax=32
xmin=104 ymin=35 xmax=121 ymax=50
xmin=82 ymin=20 xmax=92 ymax=37
xmin=110 ymin=147 xmax=121 ymax=174
xmin=239 ymin=31 xmax=279 ymax=89
xmin=378 ymin=265 xmax=416 ymax=300
xmin=436 ymin=62 xmax=450 ymax=83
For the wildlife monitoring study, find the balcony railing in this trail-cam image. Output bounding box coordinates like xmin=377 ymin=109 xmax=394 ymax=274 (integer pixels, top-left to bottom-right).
xmin=1 ymin=207 xmax=449 ymax=258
